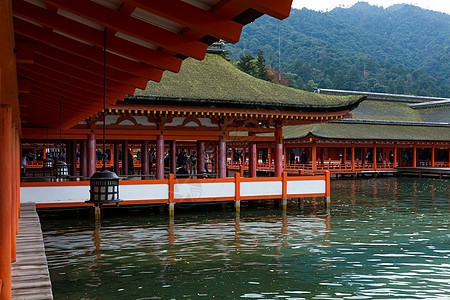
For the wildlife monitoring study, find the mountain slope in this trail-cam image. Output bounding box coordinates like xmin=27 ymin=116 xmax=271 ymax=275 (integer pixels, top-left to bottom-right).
xmin=226 ymin=2 xmax=450 ymax=97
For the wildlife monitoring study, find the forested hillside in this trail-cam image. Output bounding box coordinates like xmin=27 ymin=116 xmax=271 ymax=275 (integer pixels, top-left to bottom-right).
xmin=225 ymin=2 xmax=450 ymax=97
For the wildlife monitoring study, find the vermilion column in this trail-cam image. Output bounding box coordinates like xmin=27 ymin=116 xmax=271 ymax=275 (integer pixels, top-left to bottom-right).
xmin=70 ymin=139 xmax=78 ymax=177
xmin=431 ymin=146 xmax=435 ymax=167
xmin=312 ymin=144 xmax=317 ymax=171
xmin=88 ymin=133 xmax=96 ymax=177
xmin=80 ymin=139 xmax=87 ymax=177
xmin=0 ymin=105 xmax=12 ymax=299
xmin=141 ymin=140 xmax=149 ymax=177
xmin=218 ymin=137 xmax=227 ymax=178
xmin=373 ymin=146 xmax=377 ymax=170
xmin=413 ymin=146 xmax=417 ymax=167
xmin=169 ymin=140 xmax=176 ymax=175
xmin=249 ymin=141 xmax=257 ymax=178
xmin=122 ymin=140 xmax=128 ymax=176
xmin=156 ymin=134 xmax=164 ymax=179
xmin=275 ymin=127 xmax=283 ymax=177
xmin=113 ymin=141 xmax=120 ymax=175
xmin=351 ymin=145 xmax=355 ymax=170
xmin=197 ymin=141 xmax=205 ymax=174
xmin=394 ymin=146 xmax=398 ymax=167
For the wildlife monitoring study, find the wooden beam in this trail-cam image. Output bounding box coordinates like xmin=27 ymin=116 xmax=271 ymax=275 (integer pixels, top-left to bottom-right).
xmin=42 ymin=0 xmax=208 ymax=59
xmin=14 ymin=19 xmax=163 ymax=81
xmin=28 ymin=42 xmax=151 ymax=88
xmin=13 ymin=0 xmax=182 ymax=72
xmin=122 ymin=0 xmax=243 ymax=43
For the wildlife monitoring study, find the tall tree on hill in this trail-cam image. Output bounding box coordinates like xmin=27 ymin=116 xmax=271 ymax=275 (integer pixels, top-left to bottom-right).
xmin=256 ymin=49 xmax=269 ymax=81
xmin=236 ymin=54 xmax=257 ymax=77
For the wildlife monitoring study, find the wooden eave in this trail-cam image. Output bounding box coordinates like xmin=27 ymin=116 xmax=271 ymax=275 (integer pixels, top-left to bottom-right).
xmin=14 ymin=0 xmax=293 ymax=130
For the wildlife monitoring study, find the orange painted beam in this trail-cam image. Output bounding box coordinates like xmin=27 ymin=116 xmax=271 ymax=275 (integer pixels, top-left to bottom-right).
xmin=13 ymin=0 xmax=182 ymax=73
xmin=19 ymin=64 xmax=127 ymax=99
xmin=122 ymin=0 xmax=243 ymax=43
xmin=29 ymin=54 xmax=136 ymax=94
xmin=18 ymin=68 xmax=120 ymax=103
xmin=29 ymin=42 xmax=150 ymax=88
xmin=43 ymin=0 xmax=208 ymax=60
xmin=14 ymin=20 xmax=164 ymax=81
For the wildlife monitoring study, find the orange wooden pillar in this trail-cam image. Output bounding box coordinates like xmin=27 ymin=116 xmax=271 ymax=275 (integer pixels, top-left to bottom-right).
xmin=394 ymin=146 xmax=398 ymax=167
xmin=268 ymin=147 xmax=272 ymax=169
xmin=0 ymin=106 xmax=12 ymax=299
xmin=156 ymin=135 xmax=165 ymax=179
xmin=373 ymin=146 xmax=377 ymax=170
xmin=70 ymin=139 xmax=78 ymax=177
xmin=88 ymin=133 xmax=96 ymax=177
xmin=121 ymin=140 xmax=128 ymax=176
xmin=351 ymin=145 xmax=355 ymax=170
xmin=312 ymin=143 xmax=317 ymax=171
xmin=142 ymin=140 xmax=149 ymax=177
xmin=197 ymin=140 xmax=205 ymax=174
xmin=113 ymin=141 xmax=120 ymax=175
xmin=412 ymin=146 xmax=417 ymax=168
xmin=218 ymin=137 xmax=227 ymax=178
xmin=274 ymin=127 xmax=283 ymax=177
xmin=169 ymin=140 xmax=176 ymax=176
xmin=249 ymin=141 xmax=257 ymax=178
xmin=431 ymin=146 xmax=435 ymax=167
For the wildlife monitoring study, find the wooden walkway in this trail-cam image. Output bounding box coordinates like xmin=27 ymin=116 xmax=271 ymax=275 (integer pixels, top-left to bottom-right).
xmin=397 ymin=167 xmax=450 ymax=178
xmin=11 ymin=203 xmax=53 ymax=299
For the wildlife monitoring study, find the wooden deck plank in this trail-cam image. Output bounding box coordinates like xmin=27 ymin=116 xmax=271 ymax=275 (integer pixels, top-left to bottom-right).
xmin=11 ymin=203 xmax=53 ymax=300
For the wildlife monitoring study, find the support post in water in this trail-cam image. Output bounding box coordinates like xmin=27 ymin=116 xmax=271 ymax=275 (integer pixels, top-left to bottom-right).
xmin=235 ymin=172 xmax=241 ymax=213
xmin=168 ymin=174 xmax=175 ymax=218
xmin=325 ymin=171 xmax=331 ymax=209
xmin=94 ymin=205 xmax=101 ymax=221
xmin=282 ymin=172 xmax=288 ymax=211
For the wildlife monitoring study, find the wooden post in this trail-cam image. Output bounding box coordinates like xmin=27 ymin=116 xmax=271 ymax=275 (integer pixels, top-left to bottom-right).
xmin=282 ymin=172 xmax=288 ymax=211
xmin=431 ymin=146 xmax=435 ymax=167
xmin=113 ymin=140 xmax=120 ymax=175
xmin=373 ymin=146 xmax=377 ymax=170
xmin=142 ymin=140 xmax=149 ymax=178
xmin=312 ymin=143 xmax=317 ymax=171
xmin=218 ymin=137 xmax=226 ymax=178
xmin=88 ymin=133 xmax=96 ymax=177
xmin=197 ymin=140 xmax=205 ymax=174
xmin=0 ymin=105 xmax=12 ymax=299
xmin=275 ymin=127 xmax=283 ymax=177
xmin=394 ymin=146 xmax=398 ymax=168
xmin=239 ymin=165 xmax=244 ymax=177
xmin=121 ymin=140 xmax=128 ymax=176
xmin=268 ymin=147 xmax=272 ymax=169
xmin=70 ymin=139 xmax=78 ymax=177
xmin=249 ymin=141 xmax=256 ymax=178
xmin=168 ymin=174 xmax=175 ymax=218
xmin=80 ymin=139 xmax=87 ymax=177
xmin=413 ymin=146 xmax=417 ymax=168
xmin=325 ymin=170 xmax=331 ymax=209
xmin=351 ymin=145 xmax=355 ymax=170
xmin=169 ymin=140 xmax=176 ymax=176
xmin=235 ymin=172 xmax=241 ymax=214
xmin=156 ymin=134 xmax=164 ymax=180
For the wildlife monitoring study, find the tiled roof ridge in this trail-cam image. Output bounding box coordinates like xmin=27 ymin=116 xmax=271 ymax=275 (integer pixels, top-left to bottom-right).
xmin=334 ymin=118 xmax=450 ymax=127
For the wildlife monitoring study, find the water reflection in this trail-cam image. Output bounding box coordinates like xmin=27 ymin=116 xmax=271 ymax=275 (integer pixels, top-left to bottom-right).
xmin=41 ymin=177 xmax=449 ymax=299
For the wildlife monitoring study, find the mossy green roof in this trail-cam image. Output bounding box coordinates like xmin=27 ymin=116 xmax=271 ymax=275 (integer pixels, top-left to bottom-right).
xmin=350 ymin=100 xmax=421 ymax=122
xmin=283 ymin=123 xmax=450 ymax=142
xmin=132 ymin=54 xmax=363 ymax=111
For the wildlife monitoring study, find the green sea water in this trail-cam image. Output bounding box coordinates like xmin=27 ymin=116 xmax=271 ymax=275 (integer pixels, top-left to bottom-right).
xmin=40 ymin=177 xmax=450 ymax=299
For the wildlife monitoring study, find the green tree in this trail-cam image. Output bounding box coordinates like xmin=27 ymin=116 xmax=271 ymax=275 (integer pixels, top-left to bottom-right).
xmin=236 ymin=55 xmax=257 ymax=77
xmin=256 ymin=50 xmax=269 ymax=81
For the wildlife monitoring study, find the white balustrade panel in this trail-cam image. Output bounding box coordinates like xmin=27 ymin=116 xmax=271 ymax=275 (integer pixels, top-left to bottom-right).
xmin=120 ymin=184 xmax=168 ymax=200
xmin=287 ymin=180 xmax=325 ymax=195
xmin=240 ymin=181 xmax=282 ymax=197
xmin=20 ymin=186 xmax=89 ymax=204
xmin=174 ymin=182 xmax=235 ymax=199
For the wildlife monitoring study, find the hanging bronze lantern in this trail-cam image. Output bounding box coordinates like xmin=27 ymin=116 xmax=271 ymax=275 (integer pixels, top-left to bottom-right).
xmin=43 ymin=157 xmax=53 ymax=169
xmin=53 ymin=161 xmax=69 ymax=178
xmin=86 ymin=169 xmax=122 ymax=205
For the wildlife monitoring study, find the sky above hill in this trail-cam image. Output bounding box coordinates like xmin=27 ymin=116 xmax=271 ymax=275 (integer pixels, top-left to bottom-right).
xmin=291 ymin=0 xmax=450 ymax=14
